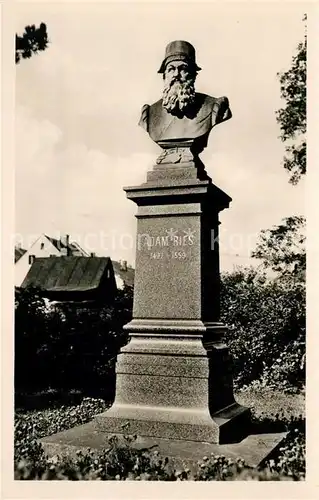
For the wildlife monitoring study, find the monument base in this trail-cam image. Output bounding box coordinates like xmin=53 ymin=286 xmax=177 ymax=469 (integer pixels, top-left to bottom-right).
xmin=40 ymin=422 xmax=287 ymax=472
xmin=93 ymin=332 xmax=250 ymax=445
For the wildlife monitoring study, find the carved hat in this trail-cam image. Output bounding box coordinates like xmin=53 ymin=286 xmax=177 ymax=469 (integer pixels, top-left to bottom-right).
xmin=158 ymin=40 xmax=201 ymax=74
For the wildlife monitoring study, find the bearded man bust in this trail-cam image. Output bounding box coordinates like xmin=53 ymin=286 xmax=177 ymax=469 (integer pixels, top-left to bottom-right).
xmin=139 ymin=40 xmax=232 ymax=166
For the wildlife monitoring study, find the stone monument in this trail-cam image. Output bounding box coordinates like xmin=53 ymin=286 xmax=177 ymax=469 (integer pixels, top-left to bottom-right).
xmin=95 ymin=40 xmax=250 ymax=446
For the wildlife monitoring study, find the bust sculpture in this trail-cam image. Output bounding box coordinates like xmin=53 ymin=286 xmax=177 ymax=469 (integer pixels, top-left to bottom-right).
xmin=139 ymin=40 xmax=232 ymax=165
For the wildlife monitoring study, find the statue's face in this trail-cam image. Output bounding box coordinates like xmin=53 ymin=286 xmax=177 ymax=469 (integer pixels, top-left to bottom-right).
xmin=162 ymin=59 xmax=196 ymax=115
xmin=164 ymin=60 xmax=193 ymax=85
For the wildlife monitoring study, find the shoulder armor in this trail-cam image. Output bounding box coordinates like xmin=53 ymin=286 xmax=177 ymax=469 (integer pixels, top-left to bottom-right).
xmin=138 ymin=104 xmax=150 ymax=131
xmin=216 ymin=96 xmax=232 ymax=123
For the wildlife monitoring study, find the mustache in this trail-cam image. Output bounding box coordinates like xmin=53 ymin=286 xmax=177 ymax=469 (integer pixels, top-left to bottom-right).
xmin=166 ymin=74 xmax=191 ymax=86
xmin=168 ymin=76 xmax=182 ymax=84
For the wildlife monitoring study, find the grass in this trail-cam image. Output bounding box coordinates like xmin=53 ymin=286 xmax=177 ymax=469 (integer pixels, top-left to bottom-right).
xmin=235 ymin=386 xmax=305 ymax=419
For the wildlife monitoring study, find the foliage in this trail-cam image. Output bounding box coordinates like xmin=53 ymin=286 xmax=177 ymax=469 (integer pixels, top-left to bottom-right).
xmin=15 ymin=286 xmax=133 ymax=395
xmin=276 ymin=15 xmax=306 ymax=185
xmin=252 ymin=17 xmax=307 ymax=284
xmin=16 ymin=269 xmax=305 ymax=396
xmin=251 ymin=412 xmax=305 ymax=480
xmin=258 ymin=337 xmax=305 ymax=391
xmin=14 ymin=398 xmax=305 ymax=480
xmin=267 ymin=429 xmax=305 ymax=479
xmin=220 ymin=267 xmax=305 ymax=392
xmin=14 ymin=397 xmax=108 ymax=464
xmin=16 ymin=23 xmax=49 ymax=64
xmin=251 ymin=216 xmax=305 ymax=282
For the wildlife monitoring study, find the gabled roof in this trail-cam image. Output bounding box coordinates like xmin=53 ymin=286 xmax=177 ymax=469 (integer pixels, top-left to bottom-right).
xmin=111 ymin=261 xmax=135 ymax=287
xmin=21 ymin=256 xmax=113 ymax=292
xmin=44 ymin=235 xmax=89 ymax=256
xmin=15 ymin=246 xmax=27 ymax=263
xmin=69 ymin=240 xmax=90 ymax=256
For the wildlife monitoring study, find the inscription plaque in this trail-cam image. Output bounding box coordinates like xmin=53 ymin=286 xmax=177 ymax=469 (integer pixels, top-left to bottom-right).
xmin=133 ymin=215 xmax=201 ymax=320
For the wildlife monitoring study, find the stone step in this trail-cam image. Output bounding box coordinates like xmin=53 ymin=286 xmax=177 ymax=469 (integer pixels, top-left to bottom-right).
xmin=40 ymin=420 xmax=287 ymax=471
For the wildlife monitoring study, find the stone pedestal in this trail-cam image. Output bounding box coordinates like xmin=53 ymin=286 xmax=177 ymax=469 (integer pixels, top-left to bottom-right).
xmin=95 ymin=163 xmax=250 ymax=444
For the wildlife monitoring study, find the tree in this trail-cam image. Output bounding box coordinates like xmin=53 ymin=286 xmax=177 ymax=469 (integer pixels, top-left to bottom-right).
xmin=15 ymin=23 xmax=49 ymax=64
xmin=252 ymin=16 xmax=306 ymax=281
xmin=276 ymin=15 xmax=306 ymax=185
xmin=251 ymin=216 xmax=305 ymax=282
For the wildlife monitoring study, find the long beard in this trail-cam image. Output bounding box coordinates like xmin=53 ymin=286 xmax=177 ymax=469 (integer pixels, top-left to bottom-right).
xmin=162 ymin=78 xmax=196 ymax=114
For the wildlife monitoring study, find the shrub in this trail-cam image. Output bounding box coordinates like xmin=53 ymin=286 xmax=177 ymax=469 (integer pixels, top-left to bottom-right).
xmin=220 ymin=267 xmax=305 ymax=392
xmin=15 ymin=286 xmax=133 ymax=395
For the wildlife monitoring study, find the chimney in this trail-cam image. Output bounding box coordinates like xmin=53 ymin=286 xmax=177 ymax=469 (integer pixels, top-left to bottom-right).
xmin=90 ymin=252 xmax=95 ymax=257
xmin=60 ymin=234 xmax=70 ymax=255
xmin=16 ymin=241 xmax=22 ymax=249
xmin=60 ymin=233 xmax=70 ymax=247
xmin=120 ymin=260 xmax=127 ymax=271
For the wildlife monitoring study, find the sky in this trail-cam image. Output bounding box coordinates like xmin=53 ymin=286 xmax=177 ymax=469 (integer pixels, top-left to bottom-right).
xmin=15 ymin=1 xmax=306 ymax=270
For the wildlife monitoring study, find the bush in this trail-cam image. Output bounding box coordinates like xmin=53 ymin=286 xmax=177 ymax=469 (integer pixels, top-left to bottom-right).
xmin=15 ymin=286 xmax=133 ymax=395
xmin=220 ymin=267 xmax=305 ymax=392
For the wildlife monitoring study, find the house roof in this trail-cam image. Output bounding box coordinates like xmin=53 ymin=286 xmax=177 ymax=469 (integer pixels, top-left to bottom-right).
xmin=21 ymin=256 xmax=113 ymax=292
xmin=44 ymin=235 xmax=89 ymax=256
xmin=111 ymin=261 xmax=135 ymax=287
xmin=15 ymin=246 xmax=27 ymax=263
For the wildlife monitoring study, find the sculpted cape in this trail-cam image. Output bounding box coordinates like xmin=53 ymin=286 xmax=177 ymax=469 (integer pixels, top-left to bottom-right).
xmin=139 ymin=93 xmax=232 ymax=162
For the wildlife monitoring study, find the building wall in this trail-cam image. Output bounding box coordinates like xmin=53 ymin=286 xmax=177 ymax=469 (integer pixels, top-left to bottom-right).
xmin=114 ymin=274 xmax=124 ymax=289
xmin=15 ymin=235 xmax=60 ymax=286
